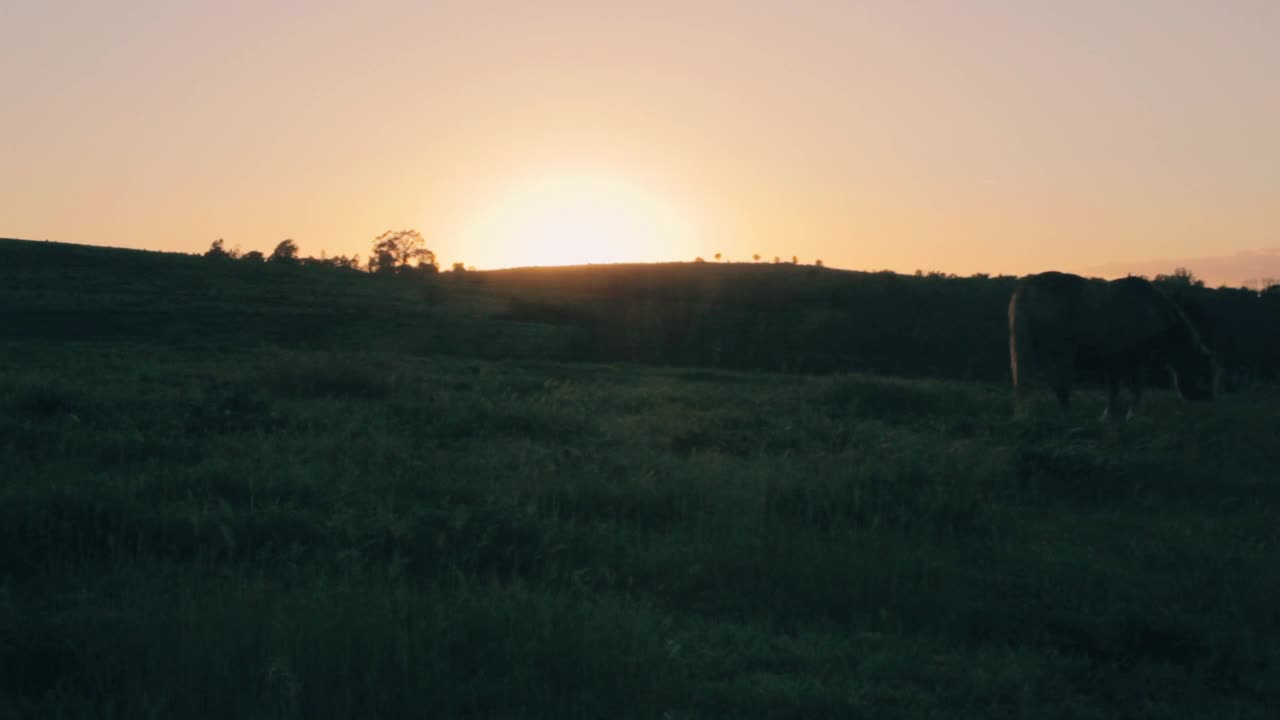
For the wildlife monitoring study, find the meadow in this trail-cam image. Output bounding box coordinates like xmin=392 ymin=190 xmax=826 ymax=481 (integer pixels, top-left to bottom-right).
xmin=2 ymin=239 xmax=1279 ymax=718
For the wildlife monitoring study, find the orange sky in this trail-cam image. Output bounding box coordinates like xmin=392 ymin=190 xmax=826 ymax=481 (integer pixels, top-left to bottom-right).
xmin=2 ymin=1 xmax=1277 ymax=283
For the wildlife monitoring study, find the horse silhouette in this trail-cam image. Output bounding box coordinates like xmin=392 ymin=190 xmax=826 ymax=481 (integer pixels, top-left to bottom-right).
xmin=1009 ymin=271 xmax=1216 ymax=419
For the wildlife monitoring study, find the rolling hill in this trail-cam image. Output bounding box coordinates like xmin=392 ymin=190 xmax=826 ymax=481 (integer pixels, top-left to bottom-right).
xmin=3 ymin=237 xmax=1279 ymax=717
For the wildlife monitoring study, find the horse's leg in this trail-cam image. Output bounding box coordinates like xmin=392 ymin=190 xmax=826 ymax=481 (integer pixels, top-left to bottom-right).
xmin=1047 ymin=355 xmax=1073 ymax=411
xmin=1102 ymin=373 xmax=1119 ymax=422
xmin=1053 ymin=383 xmax=1071 ymax=409
xmin=1126 ymin=367 xmax=1143 ymax=421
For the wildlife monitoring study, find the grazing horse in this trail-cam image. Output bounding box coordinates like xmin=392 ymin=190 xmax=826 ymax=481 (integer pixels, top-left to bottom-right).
xmin=1008 ymin=272 xmax=1217 ymax=420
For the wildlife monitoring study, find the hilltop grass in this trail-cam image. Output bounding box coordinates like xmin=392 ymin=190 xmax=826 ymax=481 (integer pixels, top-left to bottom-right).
xmin=3 ymin=339 xmax=1278 ymax=718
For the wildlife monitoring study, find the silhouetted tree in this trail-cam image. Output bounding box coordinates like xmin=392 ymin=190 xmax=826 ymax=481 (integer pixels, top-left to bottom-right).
xmin=331 ymin=254 xmax=361 ymax=270
xmin=204 ymin=239 xmax=236 ymax=260
xmin=369 ymin=250 xmax=392 ymax=274
xmin=450 ymin=262 xmax=467 ymax=273
xmin=695 ymin=256 xmax=705 ymax=263
xmin=268 ymin=239 xmax=300 ymax=264
xmin=753 ymin=254 xmax=761 ymax=263
xmin=815 ymin=259 xmax=824 ymax=268
xmin=370 ymin=229 xmax=436 ymax=274
xmin=241 ymin=250 xmax=265 ymax=263
xmin=714 ymin=253 xmax=722 ymax=262
xmin=791 ymin=255 xmax=798 ymax=265
xmin=1155 ymin=267 xmax=1204 ymax=289
xmin=307 ymin=252 xmax=360 ymax=270
xmin=773 ymin=256 xmax=781 ymax=264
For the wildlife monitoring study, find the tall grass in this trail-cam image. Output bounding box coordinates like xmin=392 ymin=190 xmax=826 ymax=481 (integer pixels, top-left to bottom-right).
xmin=2 ymin=343 xmax=1278 ymax=717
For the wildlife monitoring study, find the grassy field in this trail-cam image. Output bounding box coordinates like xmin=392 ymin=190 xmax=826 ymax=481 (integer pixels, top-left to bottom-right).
xmin=3 ymin=240 xmax=1280 ymax=717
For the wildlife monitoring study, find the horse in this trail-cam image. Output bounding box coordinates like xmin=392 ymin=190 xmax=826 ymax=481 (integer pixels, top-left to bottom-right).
xmin=1008 ymin=271 xmax=1217 ymax=420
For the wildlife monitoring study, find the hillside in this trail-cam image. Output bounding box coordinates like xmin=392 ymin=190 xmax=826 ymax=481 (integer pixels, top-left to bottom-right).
xmin=6 ymin=238 xmax=1278 ymax=386
xmin=0 ymin=238 xmax=582 ymax=361
xmin=0 ymin=238 xmax=1014 ymax=379
xmin=3 ymin=237 xmax=1280 ymax=717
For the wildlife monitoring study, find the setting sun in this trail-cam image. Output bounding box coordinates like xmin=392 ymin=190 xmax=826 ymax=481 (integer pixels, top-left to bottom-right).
xmin=453 ymin=173 xmax=698 ymax=268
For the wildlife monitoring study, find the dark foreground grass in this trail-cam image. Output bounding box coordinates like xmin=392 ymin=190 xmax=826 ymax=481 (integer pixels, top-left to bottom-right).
xmin=2 ymin=340 xmax=1279 ymax=718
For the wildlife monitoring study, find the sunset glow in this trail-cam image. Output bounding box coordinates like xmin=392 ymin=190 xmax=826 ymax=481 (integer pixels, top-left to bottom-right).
xmin=1 ymin=2 xmax=1278 ymax=282
xmin=453 ymin=173 xmax=698 ymax=268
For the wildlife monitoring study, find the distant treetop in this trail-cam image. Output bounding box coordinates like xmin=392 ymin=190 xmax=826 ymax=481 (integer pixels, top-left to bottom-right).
xmin=268 ymin=239 xmax=300 ymax=264
xmin=1155 ymin=267 xmax=1205 ymax=289
xmin=204 ymin=238 xmax=237 ymax=260
xmin=370 ymin=229 xmax=437 ymax=275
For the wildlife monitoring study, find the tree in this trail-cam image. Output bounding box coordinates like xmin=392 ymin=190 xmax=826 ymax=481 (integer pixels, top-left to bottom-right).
xmin=369 ymin=229 xmax=436 ymax=274
xmin=753 ymin=254 xmax=761 ymax=263
xmin=773 ymin=256 xmax=781 ymax=264
xmin=241 ymin=250 xmax=265 ymax=263
xmin=815 ymin=259 xmax=824 ymax=268
xmin=314 ymin=253 xmax=360 ymax=270
xmin=695 ymin=256 xmax=705 ymax=263
xmin=268 ymin=239 xmax=300 ymax=264
xmin=204 ymin=239 xmax=235 ymax=260
xmin=338 ymin=254 xmax=362 ymax=270
xmin=451 ymin=262 xmax=467 ymax=272
xmin=1155 ymin=267 xmax=1204 ymax=289
xmin=714 ymin=253 xmax=722 ymax=262
xmin=791 ymin=255 xmax=798 ymax=265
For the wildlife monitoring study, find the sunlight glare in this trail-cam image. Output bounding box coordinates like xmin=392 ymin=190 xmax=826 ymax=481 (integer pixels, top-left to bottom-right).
xmin=455 ymin=173 xmax=697 ymax=268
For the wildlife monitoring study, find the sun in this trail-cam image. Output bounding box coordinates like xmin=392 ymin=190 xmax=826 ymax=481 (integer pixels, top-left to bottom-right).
xmin=454 ymin=173 xmax=697 ymax=268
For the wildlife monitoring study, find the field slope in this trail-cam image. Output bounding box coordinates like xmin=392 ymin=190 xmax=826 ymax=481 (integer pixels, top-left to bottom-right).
xmin=2 ymin=239 xmax=1279 ymax=718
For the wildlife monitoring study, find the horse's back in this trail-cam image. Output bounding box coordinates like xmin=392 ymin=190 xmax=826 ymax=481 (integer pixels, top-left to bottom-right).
xmin=1009 ymin=272 xmax=1090 ymax=395
xmin=1011 ymin=271 xmax=1192 ymax=365
xmin=1011 ymin=272 xmax=1090 ymax=350
xmin=1088 ymin=277 xmax=1187 ymax=356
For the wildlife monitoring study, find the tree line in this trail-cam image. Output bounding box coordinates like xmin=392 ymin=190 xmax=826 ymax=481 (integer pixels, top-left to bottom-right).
xmin=203 ymin=230 xmax=474 ymax=274
xmin=196 ymin=234 xmax=1280 ymax=387
xmin=503 ymin=265 xmax=1280 ymax=389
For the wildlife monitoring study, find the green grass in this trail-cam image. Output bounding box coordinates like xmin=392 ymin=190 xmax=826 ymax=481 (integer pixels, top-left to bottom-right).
xmin=2 ymin=238 xmax=1278 ymax=717
xmin=3 ymin=338 xmax=1279 ymax=718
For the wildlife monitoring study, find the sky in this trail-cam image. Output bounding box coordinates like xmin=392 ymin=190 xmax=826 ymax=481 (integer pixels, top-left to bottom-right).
xmin=2 ymin=1 xmax=1278 ymax=283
